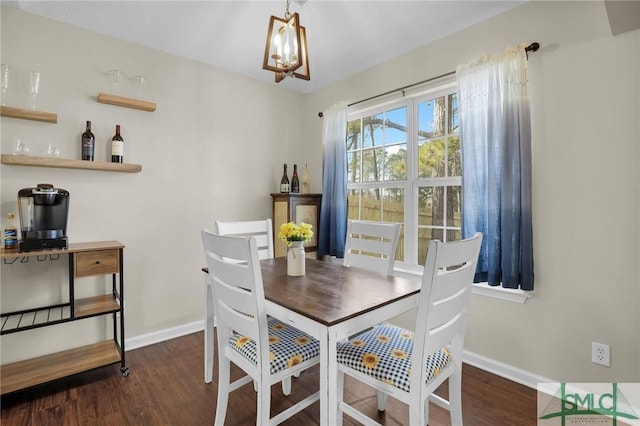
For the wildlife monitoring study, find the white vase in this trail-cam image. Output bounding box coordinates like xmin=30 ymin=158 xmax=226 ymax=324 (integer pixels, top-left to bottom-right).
xmin=287 ymin=241 xmax=305 ymax=276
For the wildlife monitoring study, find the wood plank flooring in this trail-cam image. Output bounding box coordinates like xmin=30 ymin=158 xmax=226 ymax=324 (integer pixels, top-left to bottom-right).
xmin=1 ymin=331 xmax=538 ymax=425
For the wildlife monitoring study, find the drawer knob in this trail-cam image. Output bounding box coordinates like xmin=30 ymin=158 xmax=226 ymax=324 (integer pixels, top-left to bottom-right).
xmin=95 ymin=260 xmax=100 ymax=264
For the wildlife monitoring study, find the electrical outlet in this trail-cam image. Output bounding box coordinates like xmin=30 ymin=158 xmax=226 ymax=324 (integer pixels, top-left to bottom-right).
xmin=592 ymin=342 xmax=611 ymax=367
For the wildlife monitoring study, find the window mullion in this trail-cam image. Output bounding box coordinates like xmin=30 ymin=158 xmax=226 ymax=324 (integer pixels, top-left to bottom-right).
xmin=405 ymin=99 xmax=418 ymax=267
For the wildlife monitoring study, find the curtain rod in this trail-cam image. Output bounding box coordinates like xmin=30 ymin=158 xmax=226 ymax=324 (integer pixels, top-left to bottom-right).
xmin=318 ymin=42 xmax=540 ymax=117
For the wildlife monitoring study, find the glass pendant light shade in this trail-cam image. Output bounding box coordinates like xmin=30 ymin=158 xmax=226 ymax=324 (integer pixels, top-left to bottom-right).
xmin=263 ymin=13 xmax=302 ymax=73
xmin=275 ymin=25 xmax=309 ymax=82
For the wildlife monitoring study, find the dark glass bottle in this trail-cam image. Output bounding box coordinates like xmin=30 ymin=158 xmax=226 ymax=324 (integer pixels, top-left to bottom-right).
xmin=111 ymin=124 xmax=124 ymax=163
xmin=291 ymin=164 xmax=300 ymax=193
xmin=81 ymin=120 xmax=95 ymax=161
xmin=280 ymin=164 xmax=290 ymax=193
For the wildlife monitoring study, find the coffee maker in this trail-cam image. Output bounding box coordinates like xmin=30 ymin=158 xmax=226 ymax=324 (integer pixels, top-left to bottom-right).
xmin=17 ymin=183 xmax=69 ymax=252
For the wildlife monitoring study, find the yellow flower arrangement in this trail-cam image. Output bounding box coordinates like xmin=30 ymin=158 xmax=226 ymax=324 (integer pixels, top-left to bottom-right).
xmin=278 ymin=222 xmax=313 ymax=246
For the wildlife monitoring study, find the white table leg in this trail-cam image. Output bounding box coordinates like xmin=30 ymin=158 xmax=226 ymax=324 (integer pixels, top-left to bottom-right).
xmin=319 ymin=326 xmax=329 ymax=426
xmin=327 ymin=327 xmax=341 ymax=426
xmin=204 ymin=275 xmax=215 ymax=383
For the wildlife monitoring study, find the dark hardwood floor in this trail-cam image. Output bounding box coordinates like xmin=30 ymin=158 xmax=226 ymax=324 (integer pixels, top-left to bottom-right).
xmin=1 ymin=331 xmax=537 ymax=425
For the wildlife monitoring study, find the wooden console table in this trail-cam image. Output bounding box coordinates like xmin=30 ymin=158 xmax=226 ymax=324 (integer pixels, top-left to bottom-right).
xmin=0 ymin=241 xmax=128 ymax=395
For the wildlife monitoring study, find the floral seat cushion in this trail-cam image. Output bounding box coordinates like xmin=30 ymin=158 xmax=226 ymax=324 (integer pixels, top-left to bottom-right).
xmin=336 ymin=323 xmax=451 ymax=393
xmin=229 ymin=317 xmax=320 ymax=374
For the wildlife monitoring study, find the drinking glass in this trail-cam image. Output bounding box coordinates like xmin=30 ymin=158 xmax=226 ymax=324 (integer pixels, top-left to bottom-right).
xmin=1 ymin=64 xmax=8 ymax=106
xmin=108 ymin=69 xmax=124 ymax=94
xmin=46 ymin=142 xmax=60 ymax=158
xmin=14 ymin=139 xmax=29 ymax=156
xmin=132 ymin=75 xmax=148 ymax=99
xmin=28 ymin=71 xmax=40 ymax=110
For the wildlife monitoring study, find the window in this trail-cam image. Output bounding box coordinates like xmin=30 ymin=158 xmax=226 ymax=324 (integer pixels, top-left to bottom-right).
xmin=347 ymin=84 xmax=461 ymax=269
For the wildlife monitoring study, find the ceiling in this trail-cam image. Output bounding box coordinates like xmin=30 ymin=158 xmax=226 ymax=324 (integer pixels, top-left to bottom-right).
xmin=5 ymin=1 xmax=528 ymax=94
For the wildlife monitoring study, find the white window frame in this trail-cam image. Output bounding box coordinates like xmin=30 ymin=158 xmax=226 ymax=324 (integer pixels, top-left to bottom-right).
xmin=347 ymin=82 xmax=530 ymax=304
xmin=347 ymin=82 xmax=460 ymax=272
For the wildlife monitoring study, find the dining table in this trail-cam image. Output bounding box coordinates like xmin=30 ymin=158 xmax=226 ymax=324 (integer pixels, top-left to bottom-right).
xmin=259 ymin=256 xmax=422 ymax=426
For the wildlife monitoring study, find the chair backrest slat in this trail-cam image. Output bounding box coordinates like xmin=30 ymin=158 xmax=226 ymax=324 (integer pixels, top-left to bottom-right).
xmin=211 ymin=258 xmax=255 ymax=292
xmin=343 ymin=220 xmax=401 ymax=276
xmin=214 ymin=219 xmax=274 ymax=260
xmin=430 ymin=262 xmax=476 ymax=302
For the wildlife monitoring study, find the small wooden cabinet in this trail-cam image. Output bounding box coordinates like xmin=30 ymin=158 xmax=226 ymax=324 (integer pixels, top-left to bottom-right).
xmin=271 ymin=193 xmax=322 ymax=257
xmin=0 ymin=241 xmax=128 ymax=395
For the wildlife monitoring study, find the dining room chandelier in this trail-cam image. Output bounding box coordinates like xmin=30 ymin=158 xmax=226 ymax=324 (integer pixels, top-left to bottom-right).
xmin=262 ymin=0 xmax=310 ymax=82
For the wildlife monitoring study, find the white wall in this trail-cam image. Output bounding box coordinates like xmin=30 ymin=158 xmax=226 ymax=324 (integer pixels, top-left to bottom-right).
xmin=0 ymin=7 xmax=310 ymax=362
xmin=303 ymin=1 xmax=640 ymax=383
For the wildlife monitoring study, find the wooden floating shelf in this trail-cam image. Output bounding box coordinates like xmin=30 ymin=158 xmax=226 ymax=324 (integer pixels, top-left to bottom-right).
xmin=1 ymin=154 xmax=142 ymax=173
xmin=97 ymin=92 xmax=156 ymax=112
xmin=0 ymin=105 xmax=57 ymax=123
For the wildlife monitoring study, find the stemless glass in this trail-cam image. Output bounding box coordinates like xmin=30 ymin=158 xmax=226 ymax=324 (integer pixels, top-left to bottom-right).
xmin=14 ymin=138 xmax=30 ymax=156
xmin=28 ymin=71 xmax=40 ymax=110
xmin=108 ymin=69 xmax=124 ymax=94
xmin=46 ymin=142 xmax=60 ymax=158
xmin=1 ymin=64 xmax=8 ymax=106
xmin=132 ymin=75 xmax=148 ymax=99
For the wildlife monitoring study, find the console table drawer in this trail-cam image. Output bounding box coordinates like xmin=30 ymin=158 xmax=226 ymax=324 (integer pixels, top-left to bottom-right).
xmin=75 ymin=250 xmax=119 ymax=277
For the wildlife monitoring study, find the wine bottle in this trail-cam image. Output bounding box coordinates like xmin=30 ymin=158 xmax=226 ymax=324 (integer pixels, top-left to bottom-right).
xmin=111 ymin=124 xmax=124 ymax=163
xmin=81 ymin=120 xmax=95 ymax=161
xmin=4 ymin=212 xmax=17 ymax=251
xmin=291 ymin=164 xmax=300 ymax=193
xmin=280 ymin=164 xmax=290 ymax=193
xmin=301 ymin=162 xmax=310 ymax=193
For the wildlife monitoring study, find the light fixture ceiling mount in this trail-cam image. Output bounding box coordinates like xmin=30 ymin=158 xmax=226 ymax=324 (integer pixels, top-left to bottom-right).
xmin=262 ymin=0 xmax=310 ymax=83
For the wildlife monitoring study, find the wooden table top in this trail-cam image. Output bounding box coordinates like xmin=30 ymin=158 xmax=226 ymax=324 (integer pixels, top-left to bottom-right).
xmin=260 ymin=257 xmax=421 ymax=327
xmin=0 ymin=241 xmax=124 ymax=259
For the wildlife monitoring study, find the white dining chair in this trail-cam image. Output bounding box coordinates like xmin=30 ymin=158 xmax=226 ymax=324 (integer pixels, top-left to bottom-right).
xmin=204 ymin=219 xmax=273 ymax=383
xmin=335 ymin=232 xmax=483 ymax=426
xmin=201 ymin=230 xmax=320 ymax=426
xmin=343 ymin=220 xmax=402 ymax=277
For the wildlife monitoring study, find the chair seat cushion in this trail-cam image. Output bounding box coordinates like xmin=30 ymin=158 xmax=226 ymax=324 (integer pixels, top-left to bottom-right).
xmin=336 ymin=323 xmax=451 ymax=392
xmin=229 ymin=317 xmax=320 ymax=374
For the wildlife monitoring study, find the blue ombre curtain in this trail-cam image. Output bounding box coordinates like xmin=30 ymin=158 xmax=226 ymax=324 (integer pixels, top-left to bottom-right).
xmin=456 ymin=45 xmax=534 ymax=290
xmin=318 ymin=101 xmax=348 ymax=258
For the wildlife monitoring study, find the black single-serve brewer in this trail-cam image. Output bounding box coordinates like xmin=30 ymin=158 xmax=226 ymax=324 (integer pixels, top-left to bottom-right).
xmin=17 ymin=183 xmax=69 ymax=252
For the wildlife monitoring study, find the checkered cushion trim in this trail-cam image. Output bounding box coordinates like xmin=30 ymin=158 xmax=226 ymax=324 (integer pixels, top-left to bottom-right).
xmin=336 ymin=324 xmax=451 ymax=392
xmin=229 ymin=317 xmax=320 ymax=374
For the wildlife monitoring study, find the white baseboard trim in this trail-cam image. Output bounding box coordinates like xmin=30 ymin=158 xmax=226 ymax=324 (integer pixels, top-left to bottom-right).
xmin=125 ymin=320 xmax=204 ymax=351
xmin=463 ymin=349 xmax=554 ymax=390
